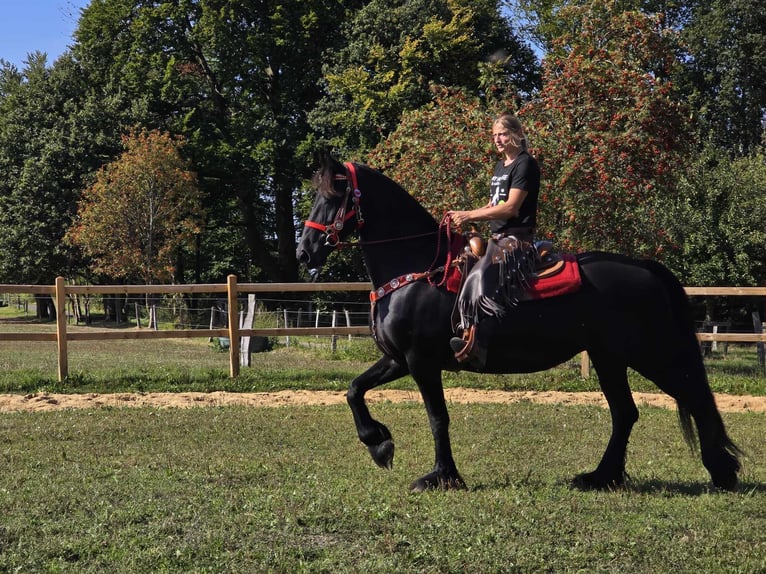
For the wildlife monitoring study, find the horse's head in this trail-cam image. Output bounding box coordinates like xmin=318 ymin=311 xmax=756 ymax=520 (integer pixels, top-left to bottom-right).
xmin=296 ymin=154 xmax=362 ymax=270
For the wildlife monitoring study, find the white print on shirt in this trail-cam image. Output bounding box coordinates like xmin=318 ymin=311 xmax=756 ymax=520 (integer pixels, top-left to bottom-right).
xmin=490 ymin=173 xmax=509 ymax=206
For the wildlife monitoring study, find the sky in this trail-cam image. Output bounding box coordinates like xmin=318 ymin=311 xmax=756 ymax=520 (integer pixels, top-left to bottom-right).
xmin=0 ymin=0 xmax=90 ymax=69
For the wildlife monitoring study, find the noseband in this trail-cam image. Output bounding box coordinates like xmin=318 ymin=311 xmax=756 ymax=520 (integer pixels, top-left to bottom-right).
xmin=304 ymin=162 xmax=364 ymax=247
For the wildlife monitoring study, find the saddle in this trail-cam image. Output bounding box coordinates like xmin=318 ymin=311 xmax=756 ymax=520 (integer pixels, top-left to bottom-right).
xmin=451 ymin=234 xmax=579 ymax=364
xmin=451 ymin=234 xmax=569 ymax=341
xmin=464 ymin=234 xmax=566 ymax=281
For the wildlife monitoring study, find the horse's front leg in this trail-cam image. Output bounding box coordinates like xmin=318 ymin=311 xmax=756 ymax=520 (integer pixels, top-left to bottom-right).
xmin=409 ymin=365 xmax=466 ymax=492
xmin=347 ymin=355 xmax=409 ymax=469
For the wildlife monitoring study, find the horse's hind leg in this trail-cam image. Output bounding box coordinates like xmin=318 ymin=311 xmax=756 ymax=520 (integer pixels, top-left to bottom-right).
xmin=574 ymin=353 xmax=638 ymax=490
xmin=347 ymin=355 xmax=409 ymax=470
xmin=640 ymin=356 xmax=741 ymax=490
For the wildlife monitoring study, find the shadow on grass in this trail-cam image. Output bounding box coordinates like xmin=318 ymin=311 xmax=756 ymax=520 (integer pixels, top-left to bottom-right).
xmin=469 ymin=474 xmax=766 ymax=496
xmin=625 ymin=478 xmax=766 ymax=496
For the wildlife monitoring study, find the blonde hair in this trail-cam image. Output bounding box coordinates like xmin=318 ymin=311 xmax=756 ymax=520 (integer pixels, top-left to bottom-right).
xmin=493 ymin=113 xmax=528 ymax=151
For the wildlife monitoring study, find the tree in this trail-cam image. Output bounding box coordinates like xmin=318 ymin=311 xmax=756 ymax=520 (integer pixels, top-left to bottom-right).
xmin=309 ymin=0 xmax=539 ymax=157
xmin=369 ymin=1 xmax=693 ymax=259
xmin=366 ymin=86 xmax=502 ymax=220
xmin=72 ymin=0 xmax=366 ymax=283
xmin=67 ymin=129 xmax=204 ymax=285
xmin=679 ymin=0 xmax=766 ymax=156
xmin=0 ymin=52 xmax=126 ymax=319
xmin=669 ymin=146 xmax=766 ymax=287
xmin=521 ymin=0 xmax=692 ymax=256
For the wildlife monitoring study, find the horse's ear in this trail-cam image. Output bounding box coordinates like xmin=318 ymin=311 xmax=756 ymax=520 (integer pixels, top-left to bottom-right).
xmin=315 ymin=147 xmax=344 ymax=174
xmin=311 ymin=148 xmax=344 ymax=195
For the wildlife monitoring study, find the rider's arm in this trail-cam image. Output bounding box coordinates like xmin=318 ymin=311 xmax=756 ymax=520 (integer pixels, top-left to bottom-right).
xmin=448 ymin=188 xmax=528 ymax=228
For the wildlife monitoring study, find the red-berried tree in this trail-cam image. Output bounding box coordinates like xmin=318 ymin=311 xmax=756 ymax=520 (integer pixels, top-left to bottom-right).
xmin=522 ymin=0 xmax=692 ymax=256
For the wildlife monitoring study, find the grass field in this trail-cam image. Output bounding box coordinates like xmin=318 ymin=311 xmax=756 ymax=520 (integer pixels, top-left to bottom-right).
xmin=1 ymin=312 xmax=764 ymax=572
xmin=0 ymin=402 xmax=764 ymax=572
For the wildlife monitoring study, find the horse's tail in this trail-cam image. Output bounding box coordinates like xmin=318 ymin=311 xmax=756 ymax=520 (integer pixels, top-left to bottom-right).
xmin=643 ymin=260 xmax=744 ymax=466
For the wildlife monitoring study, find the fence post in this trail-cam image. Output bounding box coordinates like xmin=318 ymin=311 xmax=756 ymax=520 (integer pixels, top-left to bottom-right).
xmin=331 ymin=310 xmax=338 ymax=353
xmin=240 ymin=294 xmax=256 ymax=367
xmin=227 ymin=275 xmax=240 ymax=377
xmin=284 ymin=309 xmax=290 ymax=346
xmin=754 ymin=311 xmax=765 ymax=372
xmin=580 ymin=351 xmax=590 ymax=378
xmin=55 ymin=276 xmax=68 ymax=381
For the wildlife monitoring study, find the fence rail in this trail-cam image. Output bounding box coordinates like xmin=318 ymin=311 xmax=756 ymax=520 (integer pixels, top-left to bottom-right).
xmin=1 ymin=277 xmax=764 ymax=381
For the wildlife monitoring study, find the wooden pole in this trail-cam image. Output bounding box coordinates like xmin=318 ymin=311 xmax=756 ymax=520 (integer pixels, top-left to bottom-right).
xmin=284 ymin=309 xmax=290 ymax=346
xmin=55 ymin=276 xmax=68 ymax=381
xmin=331 ymin=310 xmax=337 ymax=353
xmin=580 ymin=351 xmax=590 ymax=378
xmin=227 ymin=275 xmax=240 ymax=377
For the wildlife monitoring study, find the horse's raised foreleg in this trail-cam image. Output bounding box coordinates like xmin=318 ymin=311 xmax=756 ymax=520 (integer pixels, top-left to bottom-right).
xmin=408 ymin=366 xmax=466 ymax=492
xmin=347 ymin=356 xmax=409 ymax=469
xmin=574 ymin=353 xmax=638 ymax=490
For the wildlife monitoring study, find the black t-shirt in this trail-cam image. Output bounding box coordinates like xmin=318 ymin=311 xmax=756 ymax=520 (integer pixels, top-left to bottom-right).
xmin=488 ymin=151 xmax=540 ymax=234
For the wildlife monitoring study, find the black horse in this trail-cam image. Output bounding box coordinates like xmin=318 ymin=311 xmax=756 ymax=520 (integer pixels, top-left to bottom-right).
xmin=296 ymin=155 xmax=741 ymax=492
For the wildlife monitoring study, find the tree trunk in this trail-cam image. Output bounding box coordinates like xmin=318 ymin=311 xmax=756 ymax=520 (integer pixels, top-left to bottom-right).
xmin=34 ymin=295 xmax=55 ymax=320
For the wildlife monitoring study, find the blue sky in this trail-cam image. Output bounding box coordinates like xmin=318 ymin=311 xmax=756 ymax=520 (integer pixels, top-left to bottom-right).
xmin=0 ymin=0 xmax=90 ymax=69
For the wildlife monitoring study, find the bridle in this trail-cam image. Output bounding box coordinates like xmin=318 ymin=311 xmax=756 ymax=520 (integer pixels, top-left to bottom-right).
xmin=303 ymin=162 xmax=364 ymax=247
xmin=303 ymin=161 xmax=441 ymax=249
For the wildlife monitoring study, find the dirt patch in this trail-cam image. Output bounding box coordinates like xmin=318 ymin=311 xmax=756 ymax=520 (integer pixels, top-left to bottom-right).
xmin=1 ymin=389 xmax=764 ymax=413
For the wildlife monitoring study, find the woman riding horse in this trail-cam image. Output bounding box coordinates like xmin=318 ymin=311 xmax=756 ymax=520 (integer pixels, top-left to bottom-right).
xmin=447 ymin=112 xmax=541 ymax=368
xmin=297 ymin=154 xmax=741 ymax=492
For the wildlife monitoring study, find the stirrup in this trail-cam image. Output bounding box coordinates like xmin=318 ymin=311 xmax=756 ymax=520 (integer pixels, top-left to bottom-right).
xmin=451 ymin=325 xmax=477 ymax=363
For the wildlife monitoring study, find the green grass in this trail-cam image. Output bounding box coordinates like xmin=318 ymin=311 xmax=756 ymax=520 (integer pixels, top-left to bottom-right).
xmin=1 ymin=312 xmax=764 ymax=572
xmin=0 ymin=402 xmax=763 ymax=572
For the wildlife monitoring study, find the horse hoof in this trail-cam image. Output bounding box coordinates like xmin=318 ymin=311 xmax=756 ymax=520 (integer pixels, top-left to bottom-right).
xmin=572 ymin=471 xmax=623 ymax=491
xmin=712 ymin=473 xmax=738 ymax=492
xmin=368 ymin=439 xmax=395 ymax=469
xmin=409 ymin=471 xmax=467 ymax=493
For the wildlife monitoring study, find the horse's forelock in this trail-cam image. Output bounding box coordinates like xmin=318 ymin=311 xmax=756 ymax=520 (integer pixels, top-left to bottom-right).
xmin=312 ymin=159 xmax=345 ymax=199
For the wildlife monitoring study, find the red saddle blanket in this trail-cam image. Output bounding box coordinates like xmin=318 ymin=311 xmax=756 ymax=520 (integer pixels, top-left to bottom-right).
xmin=525 ymin=254 xmax=581 ymax=299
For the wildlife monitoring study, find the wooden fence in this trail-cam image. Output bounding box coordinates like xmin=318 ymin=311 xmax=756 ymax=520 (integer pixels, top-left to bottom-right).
xmin=0 ymin=277 xmax=764 ymax=381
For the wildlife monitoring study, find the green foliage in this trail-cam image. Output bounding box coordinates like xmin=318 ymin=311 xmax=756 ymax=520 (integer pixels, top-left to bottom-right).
xmin=0 ymin=55 xmax=124 ymax=283
xmin=668 ymin=146 xmax=766 ymax=286
xmin=679 ymin=0 xmax=766 ymax=155
xmin=309 ymin=0 xmax=539 ymax=157
xmin=1 ymin=0 xmax=763 ymax=289
xmin=73 ymin=0 xmax=367 ymax=282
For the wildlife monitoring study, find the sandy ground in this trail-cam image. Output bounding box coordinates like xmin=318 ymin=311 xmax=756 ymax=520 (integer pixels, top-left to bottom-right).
xmin=1 ymin=388 xmax=764 ymax=413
